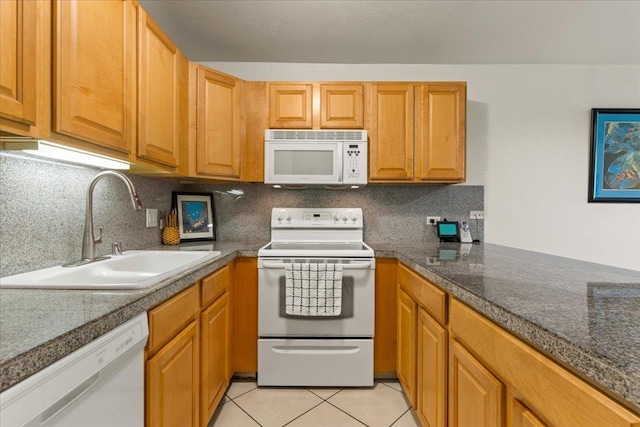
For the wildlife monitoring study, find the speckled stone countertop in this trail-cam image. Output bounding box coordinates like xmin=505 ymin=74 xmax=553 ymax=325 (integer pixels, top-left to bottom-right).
xmin=1 ymin=241 xmax=639 ymax=413
xmin=374 ymin=242 xmax=640 ymax=412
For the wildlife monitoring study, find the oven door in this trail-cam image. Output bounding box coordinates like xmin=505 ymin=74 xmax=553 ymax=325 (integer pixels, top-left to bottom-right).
xmin=258 ymin=258 xmax=375 ymax=337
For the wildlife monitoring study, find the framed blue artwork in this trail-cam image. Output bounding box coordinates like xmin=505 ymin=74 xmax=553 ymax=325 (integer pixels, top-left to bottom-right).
xmin=588 ymin=108 xmax=640 ymax=203
xmin=172 ymin=192 xmax=216 ymax=241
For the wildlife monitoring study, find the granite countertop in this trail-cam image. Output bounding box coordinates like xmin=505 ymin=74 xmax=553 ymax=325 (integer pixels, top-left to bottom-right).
xmin=375 ymin=242 xmax=640 ymax=412
xmin=1 ymin=241 xmax=639 ymax=412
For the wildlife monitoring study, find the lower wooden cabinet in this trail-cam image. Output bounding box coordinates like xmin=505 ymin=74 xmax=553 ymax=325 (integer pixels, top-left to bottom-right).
xmin=448 ymin=339 xmax=503 ymax=427
xmin=508 ymin=393 xmax=547 ymax=427
xmin=146 ymin=264 xmax=234 ymax=427
xmin=417 ymin=308 xmax=447 ymax=427
xmin=201 ymin=287 xmax=231 ymax=426
xmin=146 ymin=320 xmax=200 ymax=427
xmin=397 ymin=287 xmax=417 ymax=407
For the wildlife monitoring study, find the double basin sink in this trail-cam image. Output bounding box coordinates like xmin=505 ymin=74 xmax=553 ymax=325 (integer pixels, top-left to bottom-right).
xmin=0 ymin=250 xmax=222 ymax=290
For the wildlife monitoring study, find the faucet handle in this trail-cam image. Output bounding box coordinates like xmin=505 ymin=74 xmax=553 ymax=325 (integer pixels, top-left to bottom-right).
xmin=111 ymin=242 xmax=123 ymax=256
xmin=94 ymin=227 xmax=103 ymax=244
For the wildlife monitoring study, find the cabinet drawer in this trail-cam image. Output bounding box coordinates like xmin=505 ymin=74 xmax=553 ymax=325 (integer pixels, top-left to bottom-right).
xmin=202 ymin=265 xmax=230 ymax=308
xmin=147 ymin=284 xmax=200 ymax=355
xmin=398 ymin=264 xmax=447 ymax=325
xmin=450 ymin=298 xmax=640 ymax=427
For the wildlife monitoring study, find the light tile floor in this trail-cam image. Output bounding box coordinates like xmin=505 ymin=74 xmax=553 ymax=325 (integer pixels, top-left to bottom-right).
xmin=208 ymin=379 xmax=421 ymax=427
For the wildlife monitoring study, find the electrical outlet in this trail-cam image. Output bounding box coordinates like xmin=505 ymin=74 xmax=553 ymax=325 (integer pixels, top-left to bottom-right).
xmin=146 ymin=208 xmax=158 ymax=228
xmin=470 ymin=210 xmax=484 ymax=220
xmin=426 ymin=216 xmax=441 ymax=226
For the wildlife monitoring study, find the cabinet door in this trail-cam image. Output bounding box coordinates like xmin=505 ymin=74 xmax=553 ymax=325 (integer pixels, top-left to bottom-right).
xmin=449 ymin=339 xmax=503 ymax=427
xmin=53 ymin=0 xmax=135 ymax=153
xmin=196 ymin=67 xmax=241 ymax=178
xmin=201 ymin=292 xmax=231 ymax=426
xmin=137 ymin=7 xmax=181 ymax=167
xmin=146 ymin=320 xmax=200 ymax=427
xmin=397 ymin=288 xmax=417 ymax=407
xmin=416 ymin=83 xmax=466 ymax=182
xmin=320 ymin=84 xmax=364 ymax=128
xmin=0 ymin=0 xmax=36 ymax=125
xmin=417 ymin=309 xmax=447 ymax=427
xmin=268 ymin=83 xmax=313 ymax=128
xmin=508 ymin=395 xmax=547 ymax=427
xmin=369 ymin=84 xmax=415 ymax=180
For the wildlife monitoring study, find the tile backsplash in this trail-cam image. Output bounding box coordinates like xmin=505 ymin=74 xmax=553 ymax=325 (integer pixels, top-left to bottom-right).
xmin=1 ymin=152 xmax=483 ymax=276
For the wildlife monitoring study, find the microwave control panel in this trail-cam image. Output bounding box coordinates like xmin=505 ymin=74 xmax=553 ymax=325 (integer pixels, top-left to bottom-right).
xmin=343 ymin=142 xmax=368 ymax=184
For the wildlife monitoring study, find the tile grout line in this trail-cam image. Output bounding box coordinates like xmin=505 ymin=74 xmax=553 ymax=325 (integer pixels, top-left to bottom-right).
xmin=388 ymin=407 xmax=412 ymax=427
xmin=324 ymin=399 xmax=371 ymax=426
xmin=228 ymin=400 xmax=264 ymax=427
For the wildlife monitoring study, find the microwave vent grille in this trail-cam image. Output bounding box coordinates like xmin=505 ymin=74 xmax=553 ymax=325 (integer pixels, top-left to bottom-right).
xmin=266 ymin=130 xmax=367 ymax=142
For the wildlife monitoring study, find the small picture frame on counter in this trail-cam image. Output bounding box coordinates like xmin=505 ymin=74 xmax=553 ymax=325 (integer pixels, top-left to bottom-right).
xmin=588 ymin=108 xmax=640 ymax=203
xmin=171 ymin=192 xmax=216 ymax=242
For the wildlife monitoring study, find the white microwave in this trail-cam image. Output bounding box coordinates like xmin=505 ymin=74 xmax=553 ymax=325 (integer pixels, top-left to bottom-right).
xmin=264 ymin=130 xmax=368 ymax=186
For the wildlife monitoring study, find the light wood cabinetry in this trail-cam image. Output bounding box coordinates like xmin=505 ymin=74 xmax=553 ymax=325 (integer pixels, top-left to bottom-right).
xmin=201 ymin=265 xmax=232 ymax=427
xmin=449 ymin=298 xmax=640 ymax=427
xmin=0 ymin=0 xmax=50 ymax=138
xmin=397 ymin=287 xmax=418 ymax=407
xmin=189 ymin=64 xmax=242 ymax=179
xmin=374 ymin=258 xmax=398 ymax=374
xmin=0 ymin=0 xmax=37 ymax=127
xmin=368 ymin=82 xmax=466 ymax=183
xmin=146 ymin=264 xmax=235 ymax=427
xmin=397 ymin=263 xmax=449 ymax=424
xmin=53 ymin=0 xmax=136 ymax=155
xmin=269 ymin=83 xmax=313 ymax=129
xmin=508 ymin=393 xmax=547 ymax=427
xmin=320 ymin=84 xmax=365 ymax=128
xmin=415 ymin=84 xmax=466 ymax=182
xmin=418 ymin=309 xmax=447 ymax=427
xmin=146 ymin=284 xmax=200 ymax=427
xmin=136 ymin=5 xmax=185 ymax=169
xmin=232 ymin=258 xmax=259 ymax=373
xmin=267 ymin=82 xmax=365 ymax=130
xmin=449 ymin=338 xmax=503 ymax=427
xmin=369 ymin=84 xmax=415 ymax=180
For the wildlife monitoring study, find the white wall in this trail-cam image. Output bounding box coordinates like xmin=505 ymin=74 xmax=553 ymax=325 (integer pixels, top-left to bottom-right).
xmin=203 ymin=63 xmax=640 ymax=271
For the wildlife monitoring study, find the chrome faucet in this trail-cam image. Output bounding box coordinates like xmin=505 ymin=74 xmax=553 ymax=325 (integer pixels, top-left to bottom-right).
xmin=65 ymin=171 xmax=142 ymax=266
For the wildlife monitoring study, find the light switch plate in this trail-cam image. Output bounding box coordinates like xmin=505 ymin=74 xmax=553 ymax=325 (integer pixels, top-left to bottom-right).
xmin=146 ymin=209 xmax=158 ymax=228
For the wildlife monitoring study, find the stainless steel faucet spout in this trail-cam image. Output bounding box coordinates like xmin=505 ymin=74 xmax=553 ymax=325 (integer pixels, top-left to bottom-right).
xmin=78 ymin=170 xmax=142 ymax=263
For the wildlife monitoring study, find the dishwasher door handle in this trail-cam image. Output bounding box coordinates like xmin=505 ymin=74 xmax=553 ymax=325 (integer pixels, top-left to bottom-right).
xmin=38 ymin=373 xmax=99 ymax=425
xmin=261 ymin=261 xmax=372 ymax=270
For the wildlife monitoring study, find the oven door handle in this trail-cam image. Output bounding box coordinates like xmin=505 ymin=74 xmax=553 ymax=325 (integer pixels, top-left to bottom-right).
xmin=261 ymin=261 xmax=373 ymax=270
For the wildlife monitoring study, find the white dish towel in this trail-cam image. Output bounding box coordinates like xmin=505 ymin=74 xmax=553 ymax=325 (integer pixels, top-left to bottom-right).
xmin=285 ymin=263 xmax=343 ymax=316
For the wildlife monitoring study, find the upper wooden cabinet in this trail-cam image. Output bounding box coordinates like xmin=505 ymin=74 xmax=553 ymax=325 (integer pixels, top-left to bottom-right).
xmin=0 ymin=0 xmax=37 ymax=126
xmin=416 ymin=84 xmax=466 ymax=182
xmin=191 ymin=65 xmax=242 ymax=179
xmin=369 ymin=83 xmax=415 ymax=180
xmin=53 ymin=0 xmax=136 ymax=154
xmin=269 ymin=83 xmax=313 ymax=128
xmin=136 ymin=5 xmax=185 ymax=168
xmin=368 ymin=82 xmax=466 ymax=183
xmin=320 ymin=84 xmax=364 ymax=128
xmin=0 ymin=0 xmax=50 ymax=138
xmin=267 ymin=82 xmax=365 ymax=129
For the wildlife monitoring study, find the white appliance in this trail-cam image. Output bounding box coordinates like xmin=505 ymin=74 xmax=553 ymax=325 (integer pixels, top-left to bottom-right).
xmin=264 ymin=130 xmax=368 ymax=186
xmin=0 ymin=313 xmax=148 ymax=427
xmin=257 ymin=208 xmax=375 ymax=387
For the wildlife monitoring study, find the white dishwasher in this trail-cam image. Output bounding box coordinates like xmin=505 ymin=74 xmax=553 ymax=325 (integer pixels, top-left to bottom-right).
xmin=0 ymin=313 xmax=148 ymax=427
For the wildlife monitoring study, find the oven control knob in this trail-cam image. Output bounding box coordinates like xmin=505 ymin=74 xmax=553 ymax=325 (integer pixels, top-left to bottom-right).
xmin=342 ymin=215 xmax=348 ymax=223
xmin=333 ymin=214 xmax=340 ymax=222
xmin=286 ymin=214 xmax=292 ymax=222
xmin=351 ymin=215 xmax=358 ymax=223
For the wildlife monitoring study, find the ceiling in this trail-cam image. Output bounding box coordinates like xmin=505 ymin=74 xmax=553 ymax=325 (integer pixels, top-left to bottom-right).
xmin=138 ymin=1 xmax=640 ymax=65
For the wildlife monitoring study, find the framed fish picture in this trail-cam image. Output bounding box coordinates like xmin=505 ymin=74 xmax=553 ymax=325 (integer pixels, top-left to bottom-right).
xmin=588 ymin=108 xmax=640 ymax=203
xmin=172 ymin=192 xmax=216 ymax=241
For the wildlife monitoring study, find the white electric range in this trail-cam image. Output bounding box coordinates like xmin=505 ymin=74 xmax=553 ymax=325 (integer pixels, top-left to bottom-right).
xmin=257 ymin=208 xmax=375 ymax=387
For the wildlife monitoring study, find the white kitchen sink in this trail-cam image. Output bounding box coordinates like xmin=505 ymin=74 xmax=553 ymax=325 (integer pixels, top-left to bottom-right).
xmin=0 ymin=250 xmax=222 ymax=290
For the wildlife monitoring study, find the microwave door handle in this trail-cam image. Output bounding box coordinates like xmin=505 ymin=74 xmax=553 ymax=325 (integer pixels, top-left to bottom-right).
xmin=337 ymin=144 xmax=343 ymax=182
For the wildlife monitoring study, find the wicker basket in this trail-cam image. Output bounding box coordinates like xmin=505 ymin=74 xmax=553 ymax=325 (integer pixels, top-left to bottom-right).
xmin=162 ymin=227 xmax=180 ymax=245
